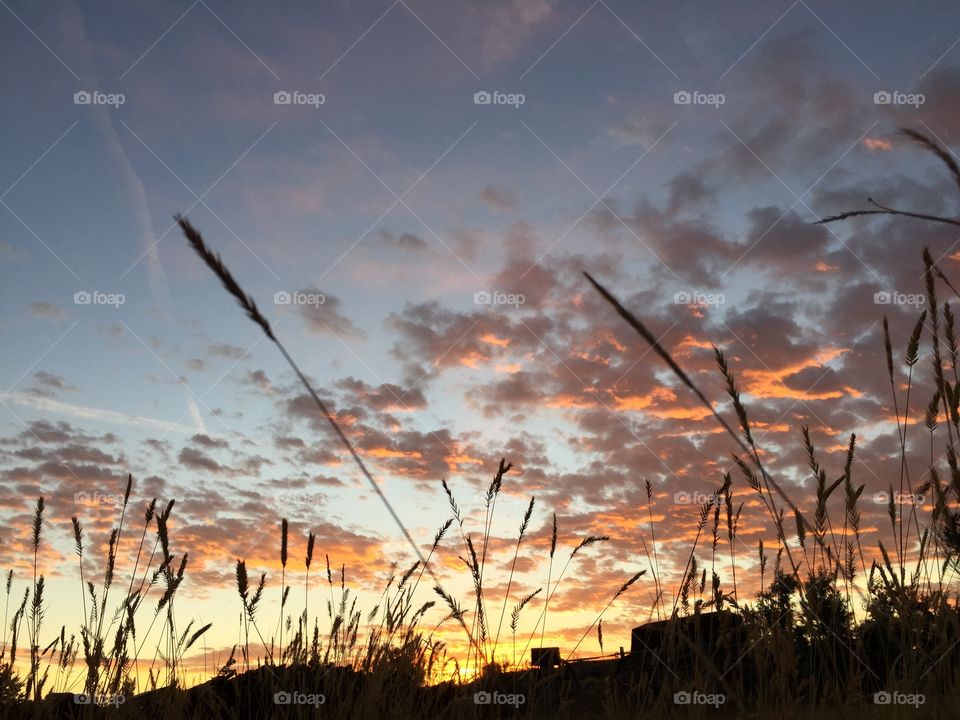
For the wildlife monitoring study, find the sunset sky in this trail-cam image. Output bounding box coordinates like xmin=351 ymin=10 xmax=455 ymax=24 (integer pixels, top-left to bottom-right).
xmin=3 ymin=0 xmax=960 ymax=681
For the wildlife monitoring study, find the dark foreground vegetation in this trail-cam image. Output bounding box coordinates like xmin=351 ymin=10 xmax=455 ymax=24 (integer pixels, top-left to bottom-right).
xmin=4 ymin=129 xmax=960 ymax=718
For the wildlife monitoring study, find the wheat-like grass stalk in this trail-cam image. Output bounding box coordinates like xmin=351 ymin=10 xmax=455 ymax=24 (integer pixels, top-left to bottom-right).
xmin=1 ymin=570 xmax=11 ymax=659
xmin=508 ymin=587 xmax=541 ymax=668
xmin=278 ymin=517 xmax=288 ymax=662
xmin=584 ymin=273 xmax=816 ymax=564
xmin=27 ymin=497 xmax=44 ymax=701
xmin=566 ymin=571 xmax=645 ymax=660
xmin=410 ymin=518 xmax=452 ymax=602
xmin=585 ymin=272 xmax=876 ymax=647
xmin=816 ymin=127 xmax=960 ymax=226
xmin=521 ymin=533 xmax=609 ymax=663
xmin=71 ymin=516 xmax=87 ymax=627
xmin=303 ymin=529 xmax=315 ymax=648
xmin=493 ymin=496 xmax=534 ymax=655
xmin=474 ymin=458 xmax=511 ymax=665
xmin=538 ymin=513 xmax=557 ymax=656
xmin=178 ymin=215 xmax=483 ymax=663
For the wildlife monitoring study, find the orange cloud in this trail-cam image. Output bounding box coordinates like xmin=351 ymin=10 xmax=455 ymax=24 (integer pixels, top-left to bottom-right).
xmin=367 ymin=447 xmax=423 ymax=459
xmin=458 ymin=351 xmax=489 ymax=369
xmin=572 ymin=350 xmax=611 ymax=365
xmin=612 ymin=393 xmax=655 ymax=411
xmin=677 ymin=335 xmax=714 ymax=351
xmin=752 ymin=421 xmax=791 ymax=433
xmin=815 ymin=261 xmax=840 ymax=272
xmin=612 ymin=388 xmax=710 ymax=420
xmin=546 ymin=393 xmax=599 ymax=410
xmin=612 ymin=387 xmax=677 ymax=411
xmin=646 ymin=406 xmax=713 ymax=421
xmin=863 ymin=137 xmax=893 ymax=151
xmin=481 ymin=333 xmax=510 ymax=347
xmin=445 ymin=453 xmax=484 ymax=471
xmin=742 ymin=348 xmax=851 ymax=400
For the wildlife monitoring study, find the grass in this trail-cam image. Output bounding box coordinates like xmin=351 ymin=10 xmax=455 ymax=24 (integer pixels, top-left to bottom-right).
xmin=4 ymin=129 xmax=960 ymax=717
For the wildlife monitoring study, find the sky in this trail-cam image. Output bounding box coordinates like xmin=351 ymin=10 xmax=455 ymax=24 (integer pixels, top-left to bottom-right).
xmin=3 ymin=0 xmax=960 ymax=685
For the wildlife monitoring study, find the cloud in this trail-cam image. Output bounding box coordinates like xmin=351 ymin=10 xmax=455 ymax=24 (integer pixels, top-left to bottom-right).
xmin=295 ymin=291 xmax=365 ymax=338
xmin=190 ymin=433 xmax=229 ymax=449
xmin=335 ymin=377 xmax=428 ymax=412
xmin=208 ymin=343 xmax=248 ymax=360
xmin=666 ymin=172 xmax=715 ymax=214
xmin=863 ymin=137 xmax=893 ymax=151
xmin=472 ymin=0 xmax=553 ymax=68
xmin=607 ymin=114 xmax=673 ymax=148
xmin=0 ymin=392 xmax=194 ymax=434
xmin=377 ymin=230 xmax=428 ymax=253
xmin=245 ymin=369 xmax=276 ymax=394
xmin=29 ymin=371 xmax=78 ymax=397
xmin=185 ymin=389 xmax=207 ymax=434
xmin=29 ymin=302 xmax=67 ymax=320
xmin=480 ymin=184 xmax=518 ymax=213
xmin=178 ymin=446 xmax=231 ymax=474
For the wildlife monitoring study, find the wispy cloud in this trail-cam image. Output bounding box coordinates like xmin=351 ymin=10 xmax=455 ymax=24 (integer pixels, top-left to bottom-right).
xmin=1 ymin=391 xmax=193 ymax=433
